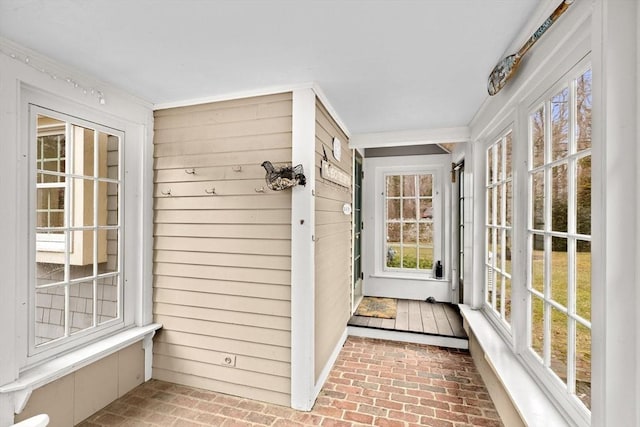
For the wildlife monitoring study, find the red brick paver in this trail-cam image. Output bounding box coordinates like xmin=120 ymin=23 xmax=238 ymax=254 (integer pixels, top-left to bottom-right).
xmin=78 ymin=337 xmax=502 ymax=426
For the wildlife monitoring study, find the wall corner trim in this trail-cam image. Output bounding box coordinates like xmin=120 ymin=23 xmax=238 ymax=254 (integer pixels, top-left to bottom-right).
xmin=290 ymin=88 xmax=317 ymax=411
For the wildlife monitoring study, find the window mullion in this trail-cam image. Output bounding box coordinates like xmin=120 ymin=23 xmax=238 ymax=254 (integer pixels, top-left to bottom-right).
xmin=567 ymin=238 xmax=577 ymax=394
xmin=492 ymin=145 xmax=498 ymax=310
xmin=566 ymin=78 xmax=579 ymax=395
xmin=501 ymin=137 xmax=508 ymax=319
xmin=542 ymin=99 xmax=553 ymax=368
xmin=63 ymin=122 xmax=73 ymax=339
xmin=417 ymin=176 xmax=421 ymax=260
xmin=93 ymin=131 xmax=99 ymax=328
xmin=399 ymin=197 xmax=404 ymax=268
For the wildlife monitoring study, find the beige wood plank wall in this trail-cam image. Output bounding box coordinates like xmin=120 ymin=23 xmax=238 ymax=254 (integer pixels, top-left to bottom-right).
xmin=152 ymin=93 xmax=293 ymax=406
xmin=314 ymin=100 xmax=352 ymax=381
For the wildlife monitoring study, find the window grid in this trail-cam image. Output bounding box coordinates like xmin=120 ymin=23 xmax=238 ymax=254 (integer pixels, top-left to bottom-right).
xmin=34 ymin=110 xmax=122 ymax=354
xmin=384 ymin=174 xmax=434 ymax=272
xmin=36 ymin=131 xmax=67 ymax=250
xmin=527 ymin=67 xmax=591 ymax=411
xmin=485 ymin=131 xmax=513 ymax=326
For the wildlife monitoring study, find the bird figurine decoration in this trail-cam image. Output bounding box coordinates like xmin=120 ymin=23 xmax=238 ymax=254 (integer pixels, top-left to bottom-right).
xmin=261 ymin=161 xmax=306 ymax=191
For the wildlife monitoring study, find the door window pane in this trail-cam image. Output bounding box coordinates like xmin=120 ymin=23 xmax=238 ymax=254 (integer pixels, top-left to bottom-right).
xmin=385 ymin=173 xmax=434 ymax=272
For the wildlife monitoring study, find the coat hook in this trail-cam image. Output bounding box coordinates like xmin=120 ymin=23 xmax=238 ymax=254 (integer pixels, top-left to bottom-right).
xmin=205 ymin=187 xmax=216 ymax=195
xmin=232 ymin=165 xmax=242 ymax=172
xmin=161 ymin=189 xmax=172 ymax=197
xmin=255 ymin=187 xmax=265 ymax=193
xmin=185 ymin=168 xmax=196 ymax=175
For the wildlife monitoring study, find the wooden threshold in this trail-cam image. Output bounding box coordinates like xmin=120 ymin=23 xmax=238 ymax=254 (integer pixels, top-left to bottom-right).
xmin=347 ymin=299 xmax=468 ymax=349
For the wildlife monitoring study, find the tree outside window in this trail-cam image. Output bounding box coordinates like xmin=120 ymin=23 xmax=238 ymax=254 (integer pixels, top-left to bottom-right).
xmin=385 ymin=174 xmax=434 ymax=272
xmin=527 ymin=67 xmax=592 ymax=410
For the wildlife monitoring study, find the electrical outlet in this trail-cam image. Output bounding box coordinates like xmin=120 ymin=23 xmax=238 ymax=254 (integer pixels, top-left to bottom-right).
xmin=220 ymin=354 xmax=236 ymax=367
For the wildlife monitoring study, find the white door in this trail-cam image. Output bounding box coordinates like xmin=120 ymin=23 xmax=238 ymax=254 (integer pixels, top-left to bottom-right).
xmin=362 ymin=154 xmax=452 ymax=302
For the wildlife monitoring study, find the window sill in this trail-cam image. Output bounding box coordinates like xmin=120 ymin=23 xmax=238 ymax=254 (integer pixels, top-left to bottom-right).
xmin=369 ymin=273 xmax=446 ymax=282
xmin=0 ymin=323 xmax=162 ymax=414
xmin=459 ymin=305 xmax=568 ymax=427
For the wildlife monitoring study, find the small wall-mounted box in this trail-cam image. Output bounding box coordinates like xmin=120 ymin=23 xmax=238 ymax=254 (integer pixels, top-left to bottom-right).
xmin=219 ymin=354 xmax=236 ymax=367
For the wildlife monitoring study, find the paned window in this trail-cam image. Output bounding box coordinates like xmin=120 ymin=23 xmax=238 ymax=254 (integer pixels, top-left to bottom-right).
xmin=527 ymin=68 xmax=592 ymax=410
xmin=384 ymin=174 xmax=434 ymax=271
xmin=36 ymin=119 xmax=66 ymax=252
xmin=485 ymin=130 xmax=513 ymax=326
xmin=33 ymin=108 xmax=123 ymax=353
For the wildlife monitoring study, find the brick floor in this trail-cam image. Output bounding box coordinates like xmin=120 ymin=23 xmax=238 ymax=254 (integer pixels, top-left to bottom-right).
xmin=77 ymin=337 xmax=503 ymax=426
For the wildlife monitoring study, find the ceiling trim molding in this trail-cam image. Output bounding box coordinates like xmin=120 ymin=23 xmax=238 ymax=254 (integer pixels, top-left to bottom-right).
xmin=350 ymin=127 xmax=470 ymax=149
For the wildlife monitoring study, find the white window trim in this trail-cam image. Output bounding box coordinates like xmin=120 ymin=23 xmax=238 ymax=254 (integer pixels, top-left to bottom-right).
xmin=470 ymin=38 xmax=593 ymax=427
xmin=13 ymin=84 xmax=155 ymax=375
xmin=461 ymin=305 xmax=569 ymax=426
xmin=519 ymin=56 xmax=593 ymax=426
xmin=373 ymin=163 xmax=444 ymax=280
xmin=481 ymin=123 xmax=516 ymax=339
xmin=0 ymin=40 xmax=156 ymax=426
xmin=35 ymin=124 xmax=66 ymax=252
xmin=35 ymin=233 xmax=65 ymax=252
xmin=26 ymin=103 xmax=128 ymax=365
xmin=382 ymin=172 xmax=437 ymax=274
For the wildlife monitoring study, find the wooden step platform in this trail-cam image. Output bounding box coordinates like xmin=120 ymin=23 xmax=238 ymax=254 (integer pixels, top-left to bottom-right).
xmin=347 ymin=299 xmax=468 ymax=349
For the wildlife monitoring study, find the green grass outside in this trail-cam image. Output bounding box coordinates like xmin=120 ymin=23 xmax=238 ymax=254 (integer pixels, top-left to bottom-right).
xmin=388 ymin=244 xmax=591 ymax=407
xmin=530 ymin=249 xmax=591 ymax=408
xmin=386 ymin=244 xmax=433 ymax=270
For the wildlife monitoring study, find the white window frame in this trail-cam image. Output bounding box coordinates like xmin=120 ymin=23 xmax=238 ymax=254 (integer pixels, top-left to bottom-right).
xmin=35 ymin=124 xmax=67 ymax=252
xmin=471 ymin=34 xmax=592 ymax=425
xmin=521 ymin=58 xmax=592 ymax=423
xmin=483 ymin=127 xmax=514 ymax=332
xmin=382 ymin=172 xmax=436 ymax=273
xmin=373 ymin=163 xmax=444 ymax=280
xmin=17 ymin=89 xmax=140 ymax=370
xmin=28 ymin=105 xmax=126 ymax=363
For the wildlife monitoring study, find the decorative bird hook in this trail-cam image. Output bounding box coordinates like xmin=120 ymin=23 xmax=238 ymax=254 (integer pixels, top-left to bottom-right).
xmin=261 ymin=161 xmax=306 ymax=191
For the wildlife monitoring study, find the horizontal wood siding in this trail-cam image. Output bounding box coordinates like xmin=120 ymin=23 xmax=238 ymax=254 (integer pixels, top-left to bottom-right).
xmin=152 ymin=93 xmax=293 ymax=406
xmin=314 ymin=101 xmax=352 ymax=381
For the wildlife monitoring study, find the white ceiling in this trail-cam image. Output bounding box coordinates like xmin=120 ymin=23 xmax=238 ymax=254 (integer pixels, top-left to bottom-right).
xmin=0 ymin=0 xmax=539 ymax=136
